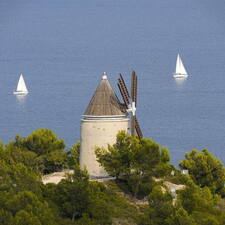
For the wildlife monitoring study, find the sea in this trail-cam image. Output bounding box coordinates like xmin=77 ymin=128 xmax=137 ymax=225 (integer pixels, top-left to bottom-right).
xmin=0 ymin=0 xmax=225 ymax=165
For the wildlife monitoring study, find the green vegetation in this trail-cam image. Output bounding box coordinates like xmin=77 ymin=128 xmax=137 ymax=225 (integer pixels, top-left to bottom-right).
xmin=179 ymin=149 xmax=225 ymax=196
xmin=2 ymin=129 xmax=67 ymax=174
xmin=96 ymin=131 xmax=171 ymax=198
xmin=67 ymin=142 xmax=80 ymax=168
xmin=0 ymin=129 xmax=225 ymax=224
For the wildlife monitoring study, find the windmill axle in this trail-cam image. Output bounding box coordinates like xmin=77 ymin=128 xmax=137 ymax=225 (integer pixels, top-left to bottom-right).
xmin=127 ymin=101 xmax=136 ymax=116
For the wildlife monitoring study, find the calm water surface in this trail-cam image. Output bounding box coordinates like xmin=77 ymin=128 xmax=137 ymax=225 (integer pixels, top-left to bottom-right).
xmin=0 ymin=0 xmax=225 ymax=165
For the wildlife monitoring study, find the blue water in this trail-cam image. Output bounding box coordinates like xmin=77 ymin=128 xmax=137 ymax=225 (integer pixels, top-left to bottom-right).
xmin=0 ymin=0 xmax=225 ymax=165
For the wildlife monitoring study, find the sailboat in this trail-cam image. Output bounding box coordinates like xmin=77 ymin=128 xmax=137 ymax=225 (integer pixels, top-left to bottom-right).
xmin=173 ymin=54 xmax=189 ymax=78
xmin=13 ymin=74 xmax=29 ymax=95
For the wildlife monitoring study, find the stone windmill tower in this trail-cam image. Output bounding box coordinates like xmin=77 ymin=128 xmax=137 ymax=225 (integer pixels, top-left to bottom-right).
xmin=79 ymin=72 xmax=129 ymax=178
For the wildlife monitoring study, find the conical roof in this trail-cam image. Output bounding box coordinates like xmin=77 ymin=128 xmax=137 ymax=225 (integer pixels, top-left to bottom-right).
xmin=84 ymin=73 xmax=126 ymax=116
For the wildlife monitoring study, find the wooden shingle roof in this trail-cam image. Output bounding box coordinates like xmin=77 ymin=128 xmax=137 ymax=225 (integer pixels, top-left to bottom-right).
xmin=84 ymin=74 xmax=126 ymax=116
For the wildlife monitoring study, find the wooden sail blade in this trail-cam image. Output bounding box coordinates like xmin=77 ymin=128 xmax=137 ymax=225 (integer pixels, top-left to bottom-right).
xmin=130 ymin=115 xmax=135 ymax=136
xmin=119 ymin=74 xmax=130 ymax=98
xmin=118 ymin=74 xmax=130 ymax=107
xmin=134 ymin=72 xmax=137 ymax=105
xmin=131 ymin=71 xmax=137 ymax=105
xmin=117 ymin=83 xmax=129 ymax=108
xmin=134 ymin=116 xmax=143 ymax=139
xmin=131 ymin=71 xmax=135 ymax=101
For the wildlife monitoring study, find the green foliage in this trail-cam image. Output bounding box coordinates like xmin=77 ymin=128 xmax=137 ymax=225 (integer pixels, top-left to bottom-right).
xmin=5 ymin=129 xmax=67 ymax=174
xmin=179 ymin=149 xmax=225 ymax=196
xmin=13 ymin=210 xmax=42 ymax=225
xmin=0 ymin=160 xmax=41 ymax=195
xmin=0 ymin=147 xmax=57 ymax=224
xmin=43 ymin=165 xmax=142 ymax=224
xmin=140 ymin=180 xmax=225 ymax=225
xmin=178 ymin=181 xmax=216 ymax=214
xmin=5 ymin=144 xmax=38 ymax=168
xmin=96 ymin=131 xmax=136 ymax=178
xmin=1 ymin=129 xmax=225 ymax=225
xmin=100 ymin=180 xmax=143 ymax=221
xmin=149 ymin=186 xmax=174 ymax=224
xmin=6 ymin=191 xmax=56 ymax=225
xmin=96 ymin=131 xmax=171 ymax=197
xmin=166 ymin=171 xmax=191 ymax=185
xmin=177 ymin=180 xmax=225 ymax=225
xmin=43 ymin=166 xmax=111 ymax=224
xmin=15 ymin=129 xmax=65 ymax=155
xmin=140 ymin=185 xmax=174 ymax=225
xmin=166 ymin=207 xmax=197 ymax=225
xmin=0 ymin=209 xmax=13 ymax=225
xmin=0 ymin=189 xmax=57 ymax=225
xmin=0 ymin=130 xmax=67 ymax=224
xmin=67 ymin=142 xmax=80 ymax=168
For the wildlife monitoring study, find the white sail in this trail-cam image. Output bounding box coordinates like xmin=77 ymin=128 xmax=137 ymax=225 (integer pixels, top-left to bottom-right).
xmin=176 ymin=54 xmax=187 ymax=74
xmin=14 ymin=74 xmax=28 ymax=94
xmin=173 ymin=54 xmax=189 ymax=78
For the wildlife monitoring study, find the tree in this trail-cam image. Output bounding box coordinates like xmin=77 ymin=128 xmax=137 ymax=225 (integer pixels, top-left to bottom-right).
xmin=166 ymin=207 xmax=197 ymax=225
xmin=67 ymin=142 xmax=80 ymax=168
xmin=141 ymin=180 xmax=225 ymax=225
xmin=179 ymin=149 xmax=225 ymax=196
xmin=14 ymin=129 xmax=65 ymax=155
xmin=0 ymin=209 xmax=13 ymax=225
xmin=9 ymin=129 xmax=67 ymax=174
xmin=13 ymin=210 xmax=41 ymax=225
xmin=177 ymin=180 xmax=225 ymax=225
xmin=3 ymin=144 xmax=38 ymax=169
xmin=0 ymin=160 xmax=41 ymax=195
xmin=178 ymin=181 xmax=217 ymax=214
xmin=140 ymin=185 xmax=175 ymax=225
xmin=96 ymin=131 xmax=171 ymax=197
xmin=43 ymin=166 xmax=112 ymax=224
xmin=43 ymin=166 xmax=90 ymax=221
xmin=5 ymin=191 xmax=57 ymax=225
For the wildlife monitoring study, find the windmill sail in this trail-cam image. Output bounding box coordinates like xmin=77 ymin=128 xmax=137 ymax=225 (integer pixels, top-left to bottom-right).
xmin=117 ymin=72 xmax=143 ymax=139
xmin=173 ymin=54 xmax=189 ymax=78
xmin=14 ymin=74 xmax=29 ymax=94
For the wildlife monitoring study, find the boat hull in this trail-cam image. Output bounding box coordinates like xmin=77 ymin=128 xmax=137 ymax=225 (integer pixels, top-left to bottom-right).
xmin=13 ymin=91 xmax=29 ymax=95
xmin=173 ymin=73 xmax=188 ymax=78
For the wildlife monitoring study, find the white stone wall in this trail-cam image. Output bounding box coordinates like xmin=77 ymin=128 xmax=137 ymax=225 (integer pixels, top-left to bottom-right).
xmin=80 ymin=116 xmax=129 ymax=177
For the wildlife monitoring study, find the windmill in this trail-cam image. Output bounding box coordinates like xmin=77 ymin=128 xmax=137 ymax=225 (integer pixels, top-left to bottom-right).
xmin=117 ymin=71 xmax=143 ymax=139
